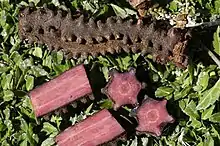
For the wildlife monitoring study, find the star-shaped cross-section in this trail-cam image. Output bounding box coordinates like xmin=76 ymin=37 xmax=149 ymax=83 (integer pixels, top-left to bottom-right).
xmin=136 ymin=98 xmax=174 ymax=136
xmin=102 ymin=69 xmax=142 ymax=110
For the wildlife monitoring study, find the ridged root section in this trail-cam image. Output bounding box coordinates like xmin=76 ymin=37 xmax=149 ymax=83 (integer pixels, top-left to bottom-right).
xmin=136 ymin=98 xmax=175 ymax=136
xmin=55 ymin=109 xmax=125 ymax=146
xmin=102 ymin=69 xmax=142 ymax=110
xmin=29 ymin=64 xmax=92 ymax=117
xmin=18 ymin=5 xmax=191 ymax=68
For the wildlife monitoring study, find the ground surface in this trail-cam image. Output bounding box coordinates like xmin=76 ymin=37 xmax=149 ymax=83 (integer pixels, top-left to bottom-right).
xmin=0 ymin=0 xmax=220 ymax=146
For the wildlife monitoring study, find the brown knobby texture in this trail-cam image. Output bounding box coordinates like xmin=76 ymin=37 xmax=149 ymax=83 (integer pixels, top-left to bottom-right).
xmin=18 ymin=5 xmax=191 ymax=68
xmin=127 ymin=0 xmax=152 ymax=18
xmin=29 ymin=64 xmax=92 ymax=117
xmin=55 ymin=109 xmax=125 ymax=146
xmin=136 ymin=98 xmax=175 ymax=136
xmin=102 ymin=69 xmax=142 ymax=110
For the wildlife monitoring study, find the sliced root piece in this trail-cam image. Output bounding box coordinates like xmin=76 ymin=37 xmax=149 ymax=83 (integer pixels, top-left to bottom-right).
xmin=29 ymin=64 xmax=92 ymax=117
xmin=136 ymin=98 xmax=175 ymax=137
xmin=102 ymin=69 xmax=142 ymax=110
xmin=55 ymin=109 xmax=125 ymax=146
xmin=100 ymin=133 xmax=127 ymax=146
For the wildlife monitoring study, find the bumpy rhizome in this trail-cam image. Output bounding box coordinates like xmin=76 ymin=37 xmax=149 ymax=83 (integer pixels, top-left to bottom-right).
xmin=18 ymin=5 xmax=191 ymax=68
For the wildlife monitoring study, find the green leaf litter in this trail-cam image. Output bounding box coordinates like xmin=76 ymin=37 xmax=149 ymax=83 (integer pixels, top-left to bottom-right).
xmin=196 ymin=79 xmax=220 ymax=110
xmin=213 ymin=26 xmax=220 ymax=55
xmin=0 ymin=0 xmax=220 ymax=146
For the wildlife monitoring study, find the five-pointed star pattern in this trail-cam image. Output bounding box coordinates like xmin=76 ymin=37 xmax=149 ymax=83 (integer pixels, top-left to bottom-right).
xmin=136 ymin=98 xmax=175 ymax=136
xmin=103 ymin=69 xmax=142 ymax=110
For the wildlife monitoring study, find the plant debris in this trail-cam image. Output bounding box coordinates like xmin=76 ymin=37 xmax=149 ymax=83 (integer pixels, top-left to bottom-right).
xmin=127 ymin=0 xmax=152 ymax=18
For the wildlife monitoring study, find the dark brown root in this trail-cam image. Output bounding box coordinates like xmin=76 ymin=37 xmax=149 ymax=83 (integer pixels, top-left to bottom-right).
xmin=18 ymin=5 xmax=191 ymax=68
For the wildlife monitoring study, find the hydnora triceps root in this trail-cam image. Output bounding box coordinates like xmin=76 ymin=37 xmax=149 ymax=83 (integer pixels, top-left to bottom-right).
xmin=18 ymin=5 xmax=191 ymax=68
xmin=102 ymin=69 xmax=142 ymax=110
xmin=136 ymin=97 xmax=175 ymax=136
xmin=29 ymin=64 xmax=92 ymax=117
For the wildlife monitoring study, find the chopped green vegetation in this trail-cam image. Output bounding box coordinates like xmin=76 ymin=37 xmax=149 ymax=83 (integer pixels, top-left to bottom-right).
xmin=0 ymin=0 xmax=220 ymax=145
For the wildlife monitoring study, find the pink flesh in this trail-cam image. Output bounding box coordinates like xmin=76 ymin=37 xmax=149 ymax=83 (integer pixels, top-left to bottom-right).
xmin=55 ymin=109 xmax=125 ymax=146
xmin=29 ymin=64 xmax=92 ymax=117
xmin=104 ymin=70 xmax=142 ymax=109
xmin=136 ymin=98 xmax=174 ymax=136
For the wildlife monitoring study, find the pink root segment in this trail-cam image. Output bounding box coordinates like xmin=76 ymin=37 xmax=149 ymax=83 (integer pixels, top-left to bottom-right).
xmin=29 ymin=64 xmax=92 ymax=117
xmin=136 ymin=98 xmax=175 ymax=136
xmin=55 ymin=109 xmax=125 ymax=146
xmin=103 ymin=69 xmax=142 ymax=110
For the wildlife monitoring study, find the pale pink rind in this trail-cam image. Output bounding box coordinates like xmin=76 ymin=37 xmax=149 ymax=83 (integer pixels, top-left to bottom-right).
xmin=136 ymin=98 xmax=175 ymax=136
xmin=103 ymin=69 xmax=142 ymax=110
xmin=29 ymin=64 xmax=92 ymax=117
xmin=55 ymin=109 xmax=125 ymax=146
